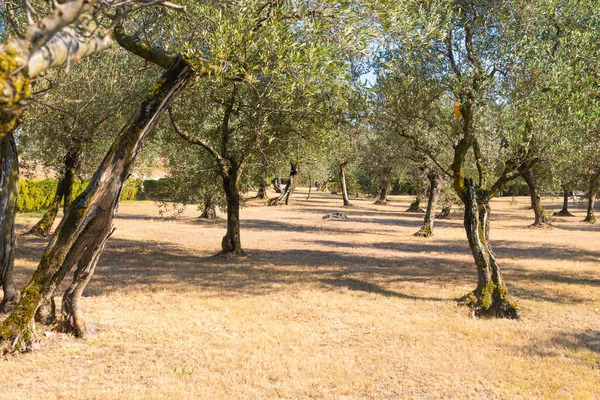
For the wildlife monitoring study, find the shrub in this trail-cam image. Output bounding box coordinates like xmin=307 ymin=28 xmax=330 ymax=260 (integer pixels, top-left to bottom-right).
xmin=17 ymin=178 xmax=144 ymax=212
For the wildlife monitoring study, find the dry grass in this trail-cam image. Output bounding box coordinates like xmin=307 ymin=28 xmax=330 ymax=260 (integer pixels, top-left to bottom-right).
xmin=2 ymin=189 xmax=599 ymax=399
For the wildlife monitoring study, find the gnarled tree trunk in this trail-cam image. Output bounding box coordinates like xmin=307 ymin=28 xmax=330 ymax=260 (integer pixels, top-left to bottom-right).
xmin=374 ymin=181 xmax=389 ymax=205
xmin=269 ymin=162 xmax=298 ymax=206
xmin=221 ymin=167 xmax=246 ymax=256
xmin=437 ymin=204 xmax=452 ymax=219
xmin=415 ymin=171 xmax=442 ymax=237
xmin=583 ymin=173 xmax=599 ymax=224
xmin=554 ymin=189 xmax=574 ymax=217
xmin=460 ymin=179 xmax=520 ymax=319
xmin=406 ymin=195 xmax=424 ymax=212
xmin=199 ymin=196 xmax=217 ymax=219
xmin=0 ymin=131 xmax=19 ymax=313
xmin=339 ymin=161 xmax=351 ymax=206
xmin=0 ymin=56 xmax=193 ymax=350
xmin=521 ymin=170 xmax=548 ymax=226
xmin=61 ymin=228 xmax=113 ymax=338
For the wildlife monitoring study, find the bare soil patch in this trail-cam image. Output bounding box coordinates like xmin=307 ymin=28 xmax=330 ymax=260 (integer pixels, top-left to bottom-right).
xmin=2 ymin=190 xmax=599 ymax=399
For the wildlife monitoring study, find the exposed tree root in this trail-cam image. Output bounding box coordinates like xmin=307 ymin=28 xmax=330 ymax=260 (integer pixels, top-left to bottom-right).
xmin=459 ymin=287 xmax=522 ymax=319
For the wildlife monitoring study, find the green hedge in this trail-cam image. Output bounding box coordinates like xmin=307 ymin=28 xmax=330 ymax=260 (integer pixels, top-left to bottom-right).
xmin=17 ymin=178 xmax=144 ymax=213
xmin=140 ymin=178 xmax=172 ymax=201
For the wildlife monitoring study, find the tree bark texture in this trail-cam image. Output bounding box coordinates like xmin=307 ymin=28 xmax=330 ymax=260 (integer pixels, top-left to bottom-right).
xmin=61 ymin=228 xmax=113 ymax=338
xmin=460 ymin=179 xmax=520 ymax=319
xmin=0 ymin=132 xmax=19 ymax=312
xmin=554 ymin=190 xmax=574 ymax=217
xmin=522 ymin=170 xmax=548 ymax=226
xmin=415 ymin=172 xmax=442 ymax=237
xmin=221 ymin=170 xmax=246 ymax=256
xmin=583 ymin=173 xmax=599 ymax=224
xmin=339 ymin=162 xmax=351 ymax=206
xmin=0 ymin=56 xmax=194 ymax=350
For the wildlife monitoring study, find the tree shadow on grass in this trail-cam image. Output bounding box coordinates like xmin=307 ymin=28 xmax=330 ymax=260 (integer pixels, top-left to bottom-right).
xmin=522 ymin=330 xmax=600 ymax=361
xmin=319 ymin=278 xmax=446 ymax=302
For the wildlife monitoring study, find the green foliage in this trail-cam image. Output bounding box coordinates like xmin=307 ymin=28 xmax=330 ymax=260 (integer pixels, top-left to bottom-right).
xmin=17 ymin=179 xmax=84 ymax=212
xmin=17 ymin=178 xmax=142 ymax=212
xmin=140 ymin=178 xmax=174 ymax=201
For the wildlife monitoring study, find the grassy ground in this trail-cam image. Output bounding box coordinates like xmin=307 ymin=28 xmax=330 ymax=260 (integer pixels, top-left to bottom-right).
xmin=2 ymin=189 xmax=599 ymax=399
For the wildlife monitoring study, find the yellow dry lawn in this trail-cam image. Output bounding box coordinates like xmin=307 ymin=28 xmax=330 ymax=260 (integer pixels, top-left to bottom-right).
xmin=2 ymin=190 xmax=599 ymax=399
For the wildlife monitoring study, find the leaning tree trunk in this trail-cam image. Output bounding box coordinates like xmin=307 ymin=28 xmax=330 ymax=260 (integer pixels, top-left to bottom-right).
xmin=27 ymin=146 xmax=82 ymax=237
xmin=522 ymin=170 xmax=548 ymax=226
xmin=339 ymin=161 xmax=351 ymax=206
xmin=583 ymin=173 xmax=599 ymax=224
xmin=199 ymin=196 xmax=217 ymax=219
xmin=437 ymin=203 xmax=452 ymax=219
xmin=269 ymin=161 xmax=298 ymax=206
xmin=283 ymin=162 xmax=298 ymax=205
xmin=220 ymin=167 xmax=246 ymax=257
xmin=27 ymin=176 xmax=65 ymax=237
xmin=406 ymin=195 xmax=424 ymax=212
xmin=61 ymin=228 xmax=113 ymax=338
xmin=554 ymin=189 xmax=574 ymax=217
xmin=460 ymin=179 xmax=520 ymax=319
xmin=0 ymin=56 xmax=193 ymax=350
xmin=415 ymin=172 xmax=442 ymax=237
xmin=0 ymin=131 xmax=19 ymax=313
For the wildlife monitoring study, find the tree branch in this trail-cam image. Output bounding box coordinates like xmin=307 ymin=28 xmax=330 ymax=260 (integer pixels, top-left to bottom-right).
xmin=113 ymin=23 xmax=174 ymax=69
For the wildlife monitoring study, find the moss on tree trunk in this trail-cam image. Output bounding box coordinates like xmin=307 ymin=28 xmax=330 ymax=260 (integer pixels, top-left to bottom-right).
xmin=459 ymin=179 xmax=521 ymax=319
xmin=0 ymin=56 xmax=194 ymax=351
xmin=221 ymin=172 xmax=246 ymax=256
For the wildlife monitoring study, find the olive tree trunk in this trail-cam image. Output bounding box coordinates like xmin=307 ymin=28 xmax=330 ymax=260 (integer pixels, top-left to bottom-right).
xmin=437 ymin=204 xmax=452 ymax=219
xmin=406 ymin=195 xmax=424 ymax=212
xmin=415 ymin=172 xmax=442 ymax=237
xmin=199 ymin=196 xmax=217 ymax=219
xmin=460 ymin=179 xmax=520 ymax=319
xmin=374 ymin=180 xmax=389 ymax=205
xmin=269 ymin=162 xmax=298 ymax=206
xmin=0 ymin=131 xmax=19 ymax=313
xmin=522 ymin=170 xmax=548 ymax=226
xmin=554 ymin=189 xmax=574 ymax=217
xmin=339 ymin=161 xmax=351 ymax=206
xmin=27 ymin=147 xmax=81 ymax=237
xmin=256 ymin=180 xmax=267 ymax=199
xmin=221 ymin=168 xmax=246 ymax=256
xmin=583 ymin=173 xmax=599 ymax=224
xmin=0 ymin=56 xmax=193 ymax=350
xmin=273 ymin=176 xmax=282 ymax=193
